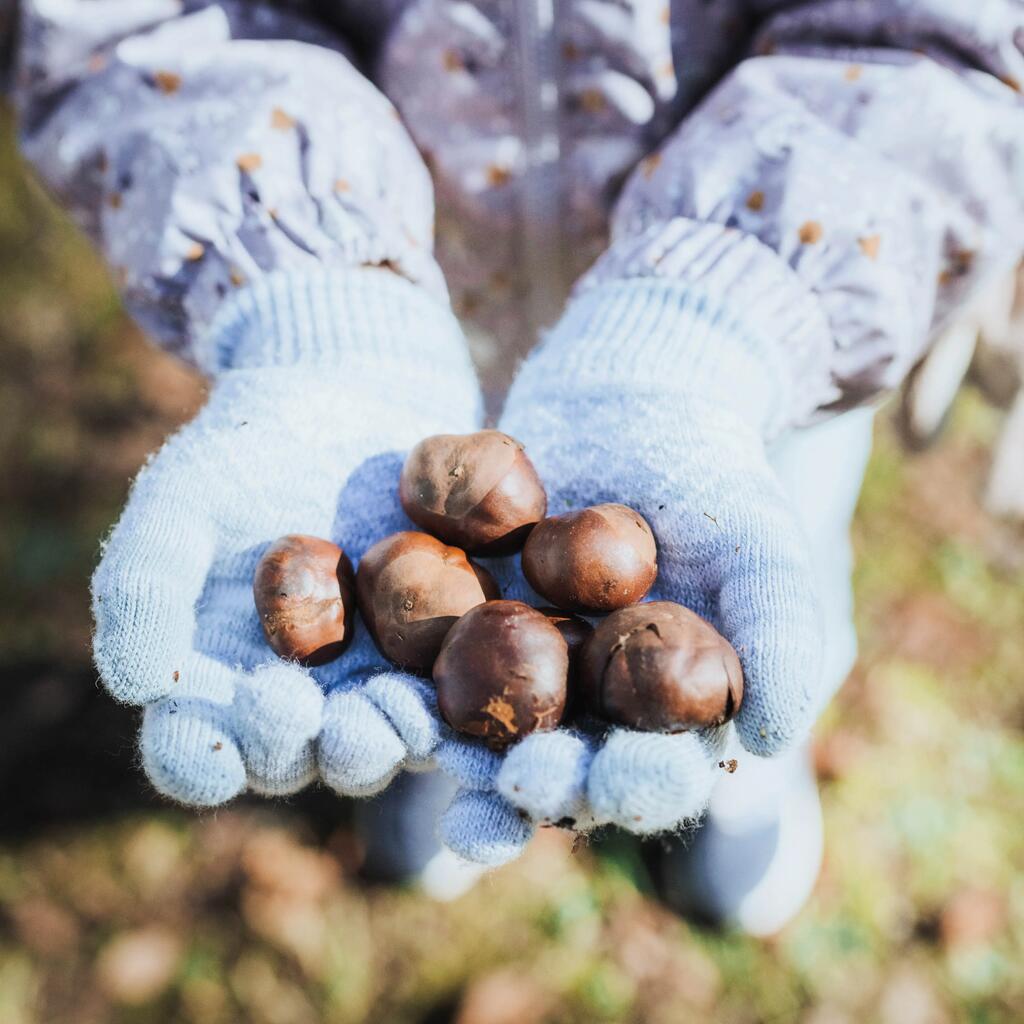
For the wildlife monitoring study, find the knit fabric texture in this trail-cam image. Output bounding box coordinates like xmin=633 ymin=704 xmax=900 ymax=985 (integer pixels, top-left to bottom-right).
xmin=92 ymin=266 xmax=482 ymax=805
xmin=92 ymin=261 xmax=823 ymax=869
xmin=433 ymin=266 xmax=825 ymax=864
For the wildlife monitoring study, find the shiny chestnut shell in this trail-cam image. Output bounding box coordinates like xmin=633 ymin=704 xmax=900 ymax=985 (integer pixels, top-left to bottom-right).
xmin=356 ymin=531 xmax=499 ymax=674
xmin=538 ymin=607 xmax=593 ymax=683
xmin=580 ymin=601 xmax=743 ymax=731
xmin=253 ymin=534 xmax=355 ymax=666
xmin=539 ymin=607 xmax=593 ymax=722
xmin=399 ymin=430 xmax=547 ymax=554
xmin=434 ymin=600 xmax=569 ymax=749
xmin=522 ymin=503 xmax=657 ymax=613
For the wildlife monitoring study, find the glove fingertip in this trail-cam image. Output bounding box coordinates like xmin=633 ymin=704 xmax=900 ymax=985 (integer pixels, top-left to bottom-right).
xmin=318 ymin=689 xmax=406 ymax=797
xmin=587 ymin=729 xmax=722 ymax=834
xmin=141 ymin=698 xmax=246 ymax=807
xmin=362 ymin=671 xmax=442 ymax=761
xmin=234 ymin=664 xmax=323 ymax=796
xmin=439 ymin=789 xmax=533 ymax=867
xmin=733 ymin=650 xmax=818 ymax=759
xmin=735 ymin=711 xmax=811 ymax=759
xmin=496 ymin=731 xmax=591 ymax=823
xmin=92 ymin=586 xmax=188 ymax=706
xmin=90 ymin=471 xmax=215 ymax=706
xmin=722 ymin=570 xmax=824 ymax=761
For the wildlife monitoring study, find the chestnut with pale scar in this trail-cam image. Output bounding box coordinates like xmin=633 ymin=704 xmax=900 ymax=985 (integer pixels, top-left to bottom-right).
xmin=253 ymin=535 xmax=355 ymax=666
xmin=581 ymin=601 xmax=743 ymax=732
xmin=434 ymin=600 xmax=569 ymax=749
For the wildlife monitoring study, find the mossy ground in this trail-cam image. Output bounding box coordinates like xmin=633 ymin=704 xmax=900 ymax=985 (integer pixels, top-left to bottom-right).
xmin=0 ymin=110 xmax=1021 ymax=1024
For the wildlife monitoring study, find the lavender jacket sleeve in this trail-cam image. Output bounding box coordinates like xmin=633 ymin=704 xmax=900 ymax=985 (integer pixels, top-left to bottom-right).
xmin=14 ymin=0 xmax=443 ymax=373
xmin=593 ymin=0 xmax=1024 ymax=426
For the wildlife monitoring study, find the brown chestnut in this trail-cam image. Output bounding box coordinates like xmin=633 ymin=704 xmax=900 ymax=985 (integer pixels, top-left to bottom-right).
xmin=539 ymin=607 xmax=593 ymax=723
xmin=580 ymin=601 xmax=743 ymax=732
xmin=356 ymin=531 xmax=499 ymax=673
xmin=538 ymin=607 xmax=593 ymax=683
xmin=434 ymin=600 xmax=569 ymax=749
xmin=522 ymin=503 xmax=657 ymax=613
xmin=253 ymin=535 xmax=356 ymax=666
xmin=399 ymin=430 xmax=547 ymax=554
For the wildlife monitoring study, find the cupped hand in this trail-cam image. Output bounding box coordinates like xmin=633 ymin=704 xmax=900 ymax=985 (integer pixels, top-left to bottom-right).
xmin=91 ymin=269 xmax=481 ymax=806
xmin=435 ymin=268 xmax=825 ymax=864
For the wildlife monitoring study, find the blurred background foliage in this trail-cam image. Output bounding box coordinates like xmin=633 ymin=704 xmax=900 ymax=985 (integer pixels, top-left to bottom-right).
xmin=0 ymin=106 xmax=1022 ymax=1024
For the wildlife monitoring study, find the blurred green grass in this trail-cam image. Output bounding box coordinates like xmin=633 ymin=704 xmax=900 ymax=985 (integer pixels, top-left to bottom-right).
xmin=0 ymin=107 xmax=1022 ymax=1024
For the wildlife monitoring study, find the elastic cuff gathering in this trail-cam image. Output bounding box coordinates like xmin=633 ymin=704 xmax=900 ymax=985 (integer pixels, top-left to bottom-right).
xmin=527 ymin=218 xmax=837 ymax=438
xmin=196 ymin=265 xmax=474 ymax=381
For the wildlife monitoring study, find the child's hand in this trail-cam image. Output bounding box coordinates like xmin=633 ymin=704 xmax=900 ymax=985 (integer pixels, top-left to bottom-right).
xmin=91 ymin=268 xmax=481 ymax=805
xmin=435 ymin=236 xmax=826 ymax=863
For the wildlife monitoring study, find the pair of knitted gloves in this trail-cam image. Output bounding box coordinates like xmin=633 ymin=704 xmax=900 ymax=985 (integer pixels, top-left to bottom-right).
xmin=93 ymin=223 xmax=823 ymax=865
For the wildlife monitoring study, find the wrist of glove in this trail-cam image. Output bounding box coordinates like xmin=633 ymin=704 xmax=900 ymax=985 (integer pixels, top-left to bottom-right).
xmin=434 ymin=220 xmax=830 ymax=864
xmin=92 ymin=265 xmax=482 ymax=806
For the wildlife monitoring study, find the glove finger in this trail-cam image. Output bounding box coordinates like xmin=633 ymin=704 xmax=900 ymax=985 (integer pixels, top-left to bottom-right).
xmin=137 ymin=657 xmax=245 ymax=805
xmin=496 ymin=730 xmax=593 ymax=825
xmin=362 ymin=672 xmax=442 ymax=761
xmin=712 ymin=507 xmax=823 ymax=757
xmin=439 ymin=788 xmax=534 ymax=866
xmin=645 ymin=441 xmax=823 ymax=757
xmin=233 ymin=664 xmax=323 ymax=795
xmin=318 ymin=688 xmax=406 ymax=796
xmin=434 ymin=735 xmax=502 ymax=790
xmin=586 ymin=727 xmax=726 ymax=834
xmin=92 ymin=444 xmax=217 ymax=706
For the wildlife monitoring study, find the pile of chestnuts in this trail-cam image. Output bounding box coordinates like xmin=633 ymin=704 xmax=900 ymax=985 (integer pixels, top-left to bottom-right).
xmin=253 ymin=430 xmax=743 ymax=750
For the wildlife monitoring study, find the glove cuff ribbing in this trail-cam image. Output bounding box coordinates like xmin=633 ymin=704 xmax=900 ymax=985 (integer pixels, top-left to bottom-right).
xmin=513 ymin=219 xmax=834 ymax=439
xmin=197 ymin=265 xmax=476 ymax=383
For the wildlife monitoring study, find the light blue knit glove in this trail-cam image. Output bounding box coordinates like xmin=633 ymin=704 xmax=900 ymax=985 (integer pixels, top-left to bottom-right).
xmin=437 ymin=222 xmax=828 ymax=864
xmin=92 ymin=267 xmax=481 ymax=805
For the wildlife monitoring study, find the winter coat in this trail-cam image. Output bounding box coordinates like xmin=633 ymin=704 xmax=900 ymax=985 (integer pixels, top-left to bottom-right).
xmin=9 ymin=1 xmax=1024 ymax=415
